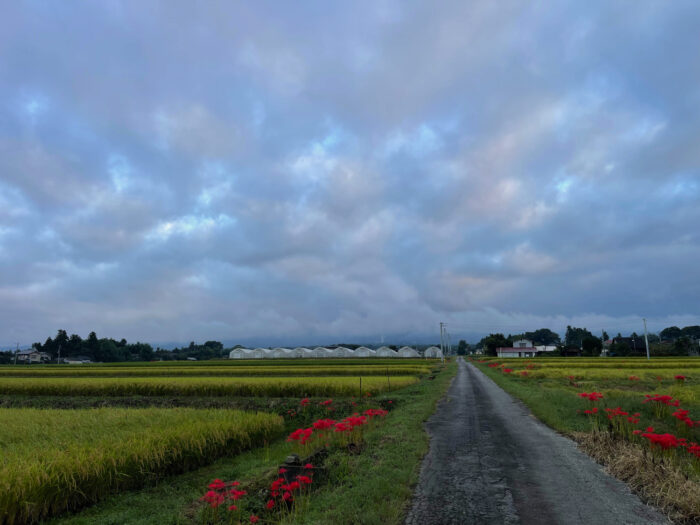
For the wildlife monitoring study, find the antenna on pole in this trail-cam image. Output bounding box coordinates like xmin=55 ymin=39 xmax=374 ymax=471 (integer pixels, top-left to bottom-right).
xmin=643 ymin=318 xmax=650 ymax=360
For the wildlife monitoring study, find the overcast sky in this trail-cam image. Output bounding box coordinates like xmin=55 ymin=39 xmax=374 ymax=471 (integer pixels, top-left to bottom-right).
xmin=1 ymin=1 xmax=699 ymax=347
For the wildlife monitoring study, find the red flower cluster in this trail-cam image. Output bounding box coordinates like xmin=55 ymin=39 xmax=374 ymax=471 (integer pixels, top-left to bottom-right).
xmin=583 ymin=407 xmax=598 ymax=415
xmin=300 ymin=398 xmax=310 ymax=406
xmin=519 ymin=371 xmax=529 ymax=377
xmin=487 ymin=363 xmax=500 ymax=368
xmin=578 ymin=392 xmax=604 ymax=401
xmin=200 ymin=478 xmax=258 ymax=522
xmin=674 ymin=375 xmax=687 ymax=382
xmin=319 ymin=399 xmax=333 ymax=406
xmin=502 ymin=368 xmax=513 ymax=374
xmin=672 ymin=409 xmax=698 ymax=428
xmin=287 ymin=427 xmax=313 ymax=444
xmin=643 ymin=394 xmax=680 ymax=407
xmin=267 ymin=464 xmax=314 ymax=510
xmin=629 ymin=376 xmax=640 ymax=381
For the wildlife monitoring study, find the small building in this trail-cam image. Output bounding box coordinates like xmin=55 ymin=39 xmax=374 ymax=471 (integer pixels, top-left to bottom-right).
xmin=497 ymin=340 xmax=537 ymax=358
xmin=17 ymin=350 xmax=51 ymax=363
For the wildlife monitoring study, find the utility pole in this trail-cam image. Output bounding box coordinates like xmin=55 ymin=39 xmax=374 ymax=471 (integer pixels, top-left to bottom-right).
xmin=643 ymin=318 xmax=650 ymax=360
xmin=14 ymin=343 xmax=18 ymax=365
xmin=439 ymin=322 xmax=446 ymax=363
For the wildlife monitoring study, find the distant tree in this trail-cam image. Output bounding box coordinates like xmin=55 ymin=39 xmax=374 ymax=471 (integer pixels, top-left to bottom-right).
xmin=564 ymin=326 xmax=593 ymax=348
xmin=681 ymin=326 xmax=700 ymax=339
xmin=581 ymin=336 xmax=602 ymax=356
xmin=672 ymin=337 xmax=693 ymax=356
xmin=602 ymin=331 xmax=609 ymax=341
xmin=457 ymin=340 xmax=468 ymax=355
xmin=647 ymin=333 xmax=660 ymax=343
xmin=479 ymin=334 xmax=510 ymax=357
xmin=660 ymin=326 xmax=682 ymax=341
xmin=610 ymin=341 xmax=631 ymax=356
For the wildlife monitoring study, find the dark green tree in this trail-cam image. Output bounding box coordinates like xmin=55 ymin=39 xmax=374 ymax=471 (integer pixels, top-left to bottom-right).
xmin=479 ymin=334 xmax=510 ymax=357
xmin=457 ymin=340 xmax=468 ymax=355
xmin=660 ymin=326 xmax=682 ymax=341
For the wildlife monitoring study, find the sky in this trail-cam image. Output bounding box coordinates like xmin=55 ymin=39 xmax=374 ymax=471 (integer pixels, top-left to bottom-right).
xmin=1 ymin=1 xmax=699 ymax=348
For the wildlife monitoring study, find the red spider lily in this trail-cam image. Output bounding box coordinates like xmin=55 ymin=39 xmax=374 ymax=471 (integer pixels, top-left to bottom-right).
xmin=279 ymin=468 xmax=288 ymax=474
xmin=250 ymin=516 xmax=260 ymax=523
xmin=208 ymin=478 xmax=226 ymax=490
xmin=228 ymin=504 xmax=238 ymax=511
xmin=641 ymin=432 xmax=683 ymax=450
xmin=296 ymin=475 xmax=313 ymax=485
xmin=282 ymin=491 xmax=293 ymax=502
xmin=568 ymin=375 xmax=575 ymax=381
xmin=287 ymin=427 xmax=313 ymax=443
xmin=502 ymin=368 xmax=513 ymax=374
xmin=629 ymin=376 xmax=640 ymax=381
xmin=583 ymin=407 xmax=598 ymax=415
xmin=487 ymin=363 xmax=500 ymax=368
xmin=229 ymin=481 xmax=241 ymax=487
xmin=688 ymin=444 xmax=700 ymax=459
xmin=313 ymin=418 xmax=336 ymax=430
xmin=675 ymin=375 xmax=687 ymax=383
xmin=319 ymin=399 xmax=333 ymax=406
xmin=229 ymin=489 xmax=247 ymax=500
xmin=578 ymin=392 xmax=604 ymax=401
xmin=200 ymin=490 xmax=225 ymax=508
xmin=266 ymin=500 xmax=275 ymax=509
xmin=519 ymin=371 xmax=529 ymax=377
xmin=643 ymin=394 xmax=680 ymax=407
xmin=364 ymin=408 xmax=389 ymax=418
xmin=300 ymin=398 xmax=310 ymax=406
xmin=526 ymin=363 xmax=535 ymax=369
xmin=672 ymin=409 xmax=695 ymax=428
xmin=633 ymin=430 xmax=642 ymax=435
xmin=304 ymin=463 xmax=313 ymax=469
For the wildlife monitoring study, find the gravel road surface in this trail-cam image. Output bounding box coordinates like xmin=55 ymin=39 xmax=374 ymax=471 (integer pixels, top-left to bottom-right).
xmin=405 ymin=357 xmax=669 ymax=525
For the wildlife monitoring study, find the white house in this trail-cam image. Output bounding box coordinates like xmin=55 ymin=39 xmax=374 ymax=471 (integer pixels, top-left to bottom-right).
xmin=496 ymin=340 xmax=536 ymax=358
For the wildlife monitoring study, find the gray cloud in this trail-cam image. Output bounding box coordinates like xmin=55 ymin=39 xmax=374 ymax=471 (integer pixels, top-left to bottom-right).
xmin=1 ymin=1 xmax=699 ymax=346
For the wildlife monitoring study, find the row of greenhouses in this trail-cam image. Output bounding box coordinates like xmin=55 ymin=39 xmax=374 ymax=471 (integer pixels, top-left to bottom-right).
xmin=228 ymin=345 xmax=443 ymax=359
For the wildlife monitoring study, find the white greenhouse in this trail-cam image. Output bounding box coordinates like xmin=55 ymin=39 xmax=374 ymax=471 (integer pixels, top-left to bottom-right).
xmin=398 ymin=346 xmax=420 ymax=358
xmin=423 ymin=346 xmax=443 ymax=358
xmin=376 ymin=346 xmax=398 ymax=358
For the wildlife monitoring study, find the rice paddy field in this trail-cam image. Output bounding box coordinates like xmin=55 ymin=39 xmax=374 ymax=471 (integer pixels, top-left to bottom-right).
xmin=0 ymin=357 xmax=444 ymax=524
xmin=473 ymin=356 xmax=700 ymax=521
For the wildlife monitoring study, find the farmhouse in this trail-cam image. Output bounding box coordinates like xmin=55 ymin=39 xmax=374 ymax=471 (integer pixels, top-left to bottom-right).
xmin=16 ymin=350 xmax=51 ymax=363
xmin=496 ymin=339 xmax=537 ymax=358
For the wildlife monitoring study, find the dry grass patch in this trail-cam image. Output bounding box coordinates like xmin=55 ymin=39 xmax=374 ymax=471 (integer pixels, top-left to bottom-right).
xmin=574 ymin=431 xmax=700 ymax=524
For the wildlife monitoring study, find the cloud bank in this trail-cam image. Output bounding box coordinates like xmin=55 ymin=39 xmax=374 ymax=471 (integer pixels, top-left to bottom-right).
xmin=1 ymin=1 xmax=699 ymax=346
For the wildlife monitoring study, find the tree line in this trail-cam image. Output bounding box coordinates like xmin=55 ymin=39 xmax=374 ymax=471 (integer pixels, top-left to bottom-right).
xmin=0 ymin=331 xmax=231 ymax=364
xmin=472 ymin=324 xmax=699 ymax=357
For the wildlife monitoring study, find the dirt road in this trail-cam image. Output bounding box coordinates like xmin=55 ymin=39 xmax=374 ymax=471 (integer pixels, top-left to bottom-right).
xmin=405 ymin=358 xmax=669 ymax=525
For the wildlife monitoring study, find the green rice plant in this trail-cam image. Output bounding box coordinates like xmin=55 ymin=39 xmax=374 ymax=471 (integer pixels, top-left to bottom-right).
xmin=0 ymin=376 xmax=418 ymax=398
xmin=0 ymin=408 xmax=283 ymax=524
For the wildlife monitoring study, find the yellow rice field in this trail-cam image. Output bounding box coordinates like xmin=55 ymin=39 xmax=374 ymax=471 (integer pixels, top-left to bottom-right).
xmin=0 ymin=408 xmax=283 ymax=524
xmin=0 ymin=375 xmax=418 ymax=397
